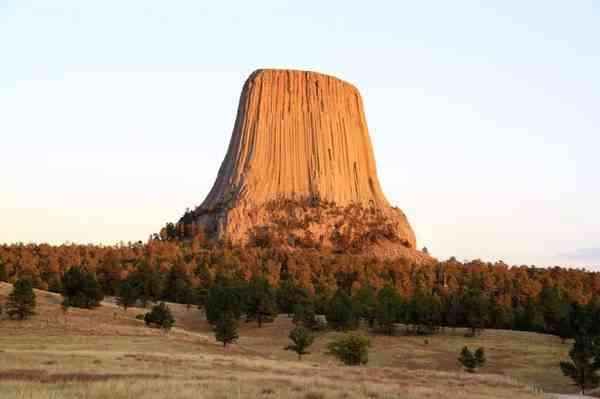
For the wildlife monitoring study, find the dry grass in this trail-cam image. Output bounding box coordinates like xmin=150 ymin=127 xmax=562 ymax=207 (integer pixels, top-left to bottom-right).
xmin=0 ymin=282 xmax=570 ymax=398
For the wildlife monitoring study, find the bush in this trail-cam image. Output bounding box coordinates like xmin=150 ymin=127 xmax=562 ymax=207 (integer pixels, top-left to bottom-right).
xmin=327 ymin=333 xmax=370 ymax=365
xmin=458 ymin=346 xmax=486 ymax=373
xmin=61 ymin=267 xmax=104 ymax=309
xmin=144 ymin=302 xmax=175 ymax=330
xmin=135 ymin=314 xmax=145 ymax=320
xmin=6 ymin=279 xmax=36 ymax=320
xmin=285 ymin=325 xmax=315 ymax=360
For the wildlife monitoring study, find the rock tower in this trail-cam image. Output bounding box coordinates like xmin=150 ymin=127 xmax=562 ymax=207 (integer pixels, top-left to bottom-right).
xmin=181 ymin=69 xmax=424 ymax=260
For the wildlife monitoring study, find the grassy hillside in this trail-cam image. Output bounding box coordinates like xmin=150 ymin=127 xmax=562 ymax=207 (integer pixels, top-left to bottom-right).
xmin=0 ymin=282 xmax=573 ymax=398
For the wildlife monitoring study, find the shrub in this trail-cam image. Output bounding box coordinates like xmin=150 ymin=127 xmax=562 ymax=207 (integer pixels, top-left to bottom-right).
xmin=285 ymin=325 xmax=315 ymax=360
xmin=458 ymin=346 xmax=486 ymax=373
xmin=6 ymin=279 xmax=36 ymax=320
xmin=61 ymin=267 xmax=104 ymax=309
xmin=144 ymin=302 xmax=175 ymax=330
xmin=327 ymin=333 xmax=370 ymax=365
xmin=135 ymin=314 xmax=145 ymax=320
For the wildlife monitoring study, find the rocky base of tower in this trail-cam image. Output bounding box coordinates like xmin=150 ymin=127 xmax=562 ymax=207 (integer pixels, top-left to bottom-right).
xmin=178 ymin=196 xmax=431 ymax=264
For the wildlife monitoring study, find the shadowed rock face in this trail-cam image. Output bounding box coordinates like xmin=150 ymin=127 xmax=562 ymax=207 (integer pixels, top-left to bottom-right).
xmin=186 ymin=69 xmax=420 ymax=258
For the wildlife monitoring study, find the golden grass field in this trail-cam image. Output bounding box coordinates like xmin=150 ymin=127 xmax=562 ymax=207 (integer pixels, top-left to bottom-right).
xmin=0 ymin=282 xmax=580 ymax=398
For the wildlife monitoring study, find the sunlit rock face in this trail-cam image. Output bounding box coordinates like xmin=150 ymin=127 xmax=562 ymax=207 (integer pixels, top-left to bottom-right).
xmin=184 ymin=69 xmax=426 ymax=261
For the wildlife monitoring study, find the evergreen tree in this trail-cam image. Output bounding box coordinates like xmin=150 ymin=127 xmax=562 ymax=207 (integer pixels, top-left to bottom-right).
xmin=375 ymin=285 xmax=402 ymax=335
xmin=61 ymin=267 xmax=104 ymax=309
xmin=276 ymin=279 xmax=309 ymax=315
xmin=130 ymin=263 xmax=164 ymax=307
xmin=444 ymin=294 xmax=463 ymax=331
xmin=354 ymin=284 xmax=378 ymax=328
xmin=205 ymin=276 xmax=243 ymax=324
xmin=560 ymin=335 xmax=600 ymax=394
xmin=244 ymin=276 xmax=277 ymax=327
xmin=458 ymin=346 xmax=486 ymax=373
xmin=0 ymin=259 xmax=8 ymax=282
xmin=462 ymin=288 xmax=488 ymax=336
xmin=285 ymin=325 xmax=315 ymax=360
xmin=326 ymin=289 xmax=357 ymax=330
xmin=515 ymin=297 xmax=544 ymax=332
xmin=488 ymin=296 xmax=512 ymax=329
xmin=293 ymin=302 xmax=320 ymax=330
xmin=116 ymin=280 xmax=139 ymax=311
xmin=162 ymin=263 xmax=192 ymax=304
xmin=539 ymin=284 xmax=568 ymax=335
xmin=215 ymin=312 xmax=239 ymax=347
xmin=6 ymin=279 xmax=36 ymax=320
xmin=144 ymin=302 xmax=175 ymax=330
xmin=474 ymin=347 xmax=486 ymax=368
xmin=408 ymin=288 xmax=442 ymax=335
xmin=557 ymin=314 xmax=575 ymax=344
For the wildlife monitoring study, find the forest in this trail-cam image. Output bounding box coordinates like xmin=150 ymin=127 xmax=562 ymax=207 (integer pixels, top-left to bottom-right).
xmin=1 ymin=229 xmax=599 ymax=340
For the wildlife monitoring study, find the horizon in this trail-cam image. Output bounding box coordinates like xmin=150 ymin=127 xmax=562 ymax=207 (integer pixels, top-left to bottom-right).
xmin=1 ymin=1 xmax=599 ymax=269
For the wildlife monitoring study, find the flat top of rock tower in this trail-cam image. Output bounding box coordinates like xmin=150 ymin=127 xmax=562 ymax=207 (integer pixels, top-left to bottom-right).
xmin=247 ymin=68 xmax=359 ymax=93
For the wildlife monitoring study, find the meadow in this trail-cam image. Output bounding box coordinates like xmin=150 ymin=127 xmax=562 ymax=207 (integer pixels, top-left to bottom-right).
xmin=0 ymin=282 xmax=575 ymax=398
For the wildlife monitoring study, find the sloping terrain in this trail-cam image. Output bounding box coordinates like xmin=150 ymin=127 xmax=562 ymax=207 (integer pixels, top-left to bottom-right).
xmin=0 ymin=282 xmax=574 ymax=398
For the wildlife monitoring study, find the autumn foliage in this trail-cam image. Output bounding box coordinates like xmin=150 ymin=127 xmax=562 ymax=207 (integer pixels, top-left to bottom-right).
xmin=1 ymin=236 xmax=599 ymax=338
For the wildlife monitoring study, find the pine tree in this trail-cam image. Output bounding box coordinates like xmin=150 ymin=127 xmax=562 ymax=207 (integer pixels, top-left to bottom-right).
xmin=205 ymin=277 xmax=243 ymax=324
xmin=462 ymin=288 xmax=488 ymax=336
xmin=539 ymin=284 xmax=568 ymax=335
xmin=116 ymin=280 xmax=139 ymax=311
xmin=444 ymin=294 xmax=463 ymax=331
xmin=215 ymin=313 xmax=239 ymax=347
xmin=474 ymin=347 xmax=486 ymax=368
xmin=6 ymin=279 xmax=36 ymax=320
xmin=293 ymin=302 xmax=319 ymax=330
xmin=326 ymin=289 xmax=357 ymax=330
xmin=0 ymin=259 xmax=8 ymax=282
xmin=244 ymin=276 xmax=277 ymax=327
xmin=61 ymin=267 xmax=104 ymax=309
xmin=560 ymin=335 xmax=600 ymax=394
xmin=162 ymin=262 xmax=192 ymax=304
xmin=375 ymin=285 xmax=402 ymax=335
xmin=144 ymin=302 xmax=175 ymax=330
xmin=408 ymin=287 xmax=441 ymax=335
xmin=354 ymin=284 xmax=378 ymax=328
xmin=285 ymin=325 xmax=315 ymax=360
xmin=458 ymin=346 xmax=485 ymax=373
xmin=276 ymin=279 xmax=309 ymax=315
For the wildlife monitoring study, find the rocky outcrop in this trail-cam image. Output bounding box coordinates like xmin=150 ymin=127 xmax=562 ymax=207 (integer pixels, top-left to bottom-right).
xmin=183 ymin=69 xmax=423 ymax=260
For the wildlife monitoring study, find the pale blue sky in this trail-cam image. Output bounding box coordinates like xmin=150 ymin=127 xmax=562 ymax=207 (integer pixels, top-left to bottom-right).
xmin=1 ymin=1 xmax=599 ymax=268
